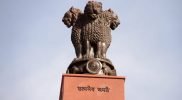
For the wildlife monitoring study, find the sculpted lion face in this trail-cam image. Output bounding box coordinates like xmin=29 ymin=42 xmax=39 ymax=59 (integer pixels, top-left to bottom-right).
xmin=62 ymin=7 xmax=82 ymax=28
xmin=84 ymin=1 xmax=103 ymax=19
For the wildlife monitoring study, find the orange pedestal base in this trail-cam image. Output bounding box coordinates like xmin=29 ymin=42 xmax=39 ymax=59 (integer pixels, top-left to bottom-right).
xmin=59 ymin=74 xmax=125 ymax=100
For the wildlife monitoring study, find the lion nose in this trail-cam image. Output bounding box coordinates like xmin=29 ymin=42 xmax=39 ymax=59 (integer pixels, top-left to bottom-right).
xmin=93 ymin=9 xmax=98 ymax=14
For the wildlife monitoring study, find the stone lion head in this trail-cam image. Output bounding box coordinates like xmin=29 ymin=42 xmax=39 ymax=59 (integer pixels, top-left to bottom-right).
xmin=62 ymin=7 xmax=82 ymax=28
xmin=84 ymin=1 xmax=103 ymax=19
xmin=107 ymin=9 xmax=120 ymax=30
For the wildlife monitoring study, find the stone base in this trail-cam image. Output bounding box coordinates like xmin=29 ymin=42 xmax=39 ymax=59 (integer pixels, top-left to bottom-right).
xmin=67 ymin=58 xmax=117 ymax=76
xmin=59 ymin=74 xmax=125 ymax=100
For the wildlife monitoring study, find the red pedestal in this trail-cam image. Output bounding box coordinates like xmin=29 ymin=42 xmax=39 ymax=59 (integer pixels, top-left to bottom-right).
xmin=59 ymin=74 xmax=125 ymax=100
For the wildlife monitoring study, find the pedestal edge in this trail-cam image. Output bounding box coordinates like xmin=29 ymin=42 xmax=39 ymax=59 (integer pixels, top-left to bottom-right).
xmin=61 ymin=74 xmax=126 ymax=80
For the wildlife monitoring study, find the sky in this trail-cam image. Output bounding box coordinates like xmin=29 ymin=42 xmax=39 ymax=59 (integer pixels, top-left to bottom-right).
xmin=0 ymin=0 xmax=182 ymax=100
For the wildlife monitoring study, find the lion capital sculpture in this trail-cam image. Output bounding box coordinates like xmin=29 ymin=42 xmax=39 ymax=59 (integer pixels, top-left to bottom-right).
xmin=62 ymin=1 xmax=120 ymax=76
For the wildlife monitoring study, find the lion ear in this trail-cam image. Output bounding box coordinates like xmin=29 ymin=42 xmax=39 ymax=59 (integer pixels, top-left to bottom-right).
xmin=108 ymin=8 xmax=113 ymax=13
xmin=70 ymin=6 xmax=74 ymax=11
xmin=88 ymin=1 xmax=92 ymax=3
